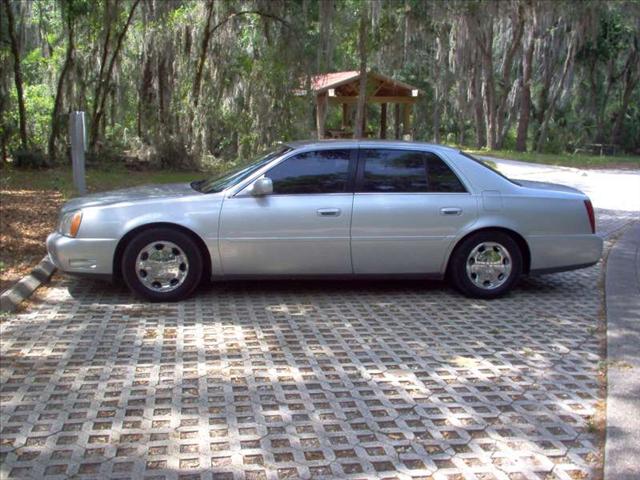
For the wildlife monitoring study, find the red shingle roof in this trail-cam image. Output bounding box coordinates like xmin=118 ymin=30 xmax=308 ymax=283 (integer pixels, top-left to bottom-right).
xmin=307 ymin=70 xmax=419 ymax=95
xmin=310 ymin=71 xmax=360 ymax=91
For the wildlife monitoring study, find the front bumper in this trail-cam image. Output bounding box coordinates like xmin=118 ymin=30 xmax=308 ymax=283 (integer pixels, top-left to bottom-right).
xmin=46 ymin=232 xmax=118 ymax=276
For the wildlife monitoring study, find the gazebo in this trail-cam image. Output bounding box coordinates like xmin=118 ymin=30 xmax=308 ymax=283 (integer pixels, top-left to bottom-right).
xmin=308 ymin=70 xmax=420 ymax=140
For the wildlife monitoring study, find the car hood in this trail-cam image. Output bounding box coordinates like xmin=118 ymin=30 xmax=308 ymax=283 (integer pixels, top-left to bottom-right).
xmin=61 ymin=183 xmax=200 ymax=212
xmin=515 ymin=179 xmax=585 ymax=195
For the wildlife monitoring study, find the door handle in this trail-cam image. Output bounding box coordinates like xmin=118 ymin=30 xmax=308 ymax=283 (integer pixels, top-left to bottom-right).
xmin=317 ymin=208 xmax=341 ymax=217
xmin=440 ymin=207 xmax=462 ymax=216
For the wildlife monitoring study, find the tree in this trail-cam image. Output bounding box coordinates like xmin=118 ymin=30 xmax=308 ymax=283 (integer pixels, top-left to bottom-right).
xmin=494 ymin=1 xmax=525 ymax=149
xmin=353 ymin=2 xmax=368 ymax=139
xmin=3 ymin=0 xmax=28 ymax=150
xmin=1 ymin=0 xmax=639 ymax=166
xmin=318 ymin=0 xmax=334 ymax=72
xmin=48 ymin=0 xmax=84 ymax=164
xmin=89 ymin=0 xmax=140 ymax=150
xmin=515 ymin=0 xmax=537 ymax=152
xmin=611 ymin=35 xmax=639 ymax=145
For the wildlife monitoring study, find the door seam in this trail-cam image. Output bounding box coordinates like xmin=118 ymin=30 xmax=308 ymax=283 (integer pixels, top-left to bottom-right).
xmin=216 ymin=195 xmax=226 ymax=276
xmin=348 ymin=193 xmax=355 ymax=274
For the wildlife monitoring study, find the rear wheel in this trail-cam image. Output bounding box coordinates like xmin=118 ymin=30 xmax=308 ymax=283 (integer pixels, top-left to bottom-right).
xmin=122 ymin=228 xmax=203 ymax=302
xmin=449 ymin=231 xmax=522 ymax=298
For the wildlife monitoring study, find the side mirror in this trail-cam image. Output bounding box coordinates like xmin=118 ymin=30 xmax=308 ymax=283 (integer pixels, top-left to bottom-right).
xmin=251 ymin=176 xmax=273 ymax=196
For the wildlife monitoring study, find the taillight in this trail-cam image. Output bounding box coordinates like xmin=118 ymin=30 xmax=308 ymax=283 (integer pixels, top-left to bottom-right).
xmin=584 ymin=199 xmax=595 ymax=234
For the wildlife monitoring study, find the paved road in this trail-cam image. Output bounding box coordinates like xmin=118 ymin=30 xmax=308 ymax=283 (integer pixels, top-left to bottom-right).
xmin=486 ymin=157 xmax=640 ymax=213
xmin=0 ymin=160 xmax=638 ymax=480
xmin=604 ymin=223 xmax=640 ymax=480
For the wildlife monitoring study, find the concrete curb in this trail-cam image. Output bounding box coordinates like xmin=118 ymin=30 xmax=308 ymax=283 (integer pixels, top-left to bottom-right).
xmin=604 ymin=221 xmax=640 ymax=480
xmin=0 ymin=256 xmax=56 ymax=313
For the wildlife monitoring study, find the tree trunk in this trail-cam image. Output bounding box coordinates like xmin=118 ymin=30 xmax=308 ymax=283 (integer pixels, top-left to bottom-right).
xmin=432 ymin=26 xmax=450 ymax=144
xmin=192 ymin=6 xmax=290 ymax=110
xmin=90 ymin=0 xmax=140 ymax=149
xmin=139 ymin=50 xmax=154 ymax=141
xmin=3 ymin=0 xmax=28 ymax=150
xmin=158 ymin=52 xmax=168 ymax=126
xmin=588 ymin=55 xmax=615 ymax=144
xmin=318 ymin=0 xmax=333 ymax=72
xmin=48 ymin=11 xmax=75 ymax=165
xmin=470 ymin=50 xmax=486 ymax=148
xmin=353 ymin=3 xmax=368 ymax=139
xmin=193 ymin=0 xmax=215 ymax=109
xmin=536 ymin=35 xmax=575 ymax=152
xmin=94 ymin=0 xmax=113 ymax=124
xmin=515 ymin=3 xmax=536 ymax=152
xmin=611 ymin=46 xmax=639 ymax=145
xmin=532 ymin=29 xmax=554 ymax=148
xmin=380 ymin=103 xmax=387 ymax=139
xmin=477 ymin=20 xmax=496 ymax=149
xmin=403 ymin=1 xmax=411 ymax=66
xmin=495 ymin=4 xmax=525 ymax=149
xmin=610 ymin=75 xmax=637 ymax=146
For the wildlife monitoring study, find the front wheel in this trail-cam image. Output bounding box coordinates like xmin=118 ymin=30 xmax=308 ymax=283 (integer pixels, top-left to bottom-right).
xmin=449 ymin=231 xmax=522 ymax=298
xmin=121 ymin=228 xmax=203 ymax=302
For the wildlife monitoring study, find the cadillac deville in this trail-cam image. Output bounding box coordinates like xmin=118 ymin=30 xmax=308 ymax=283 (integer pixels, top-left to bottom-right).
xmin=47 ymin=141 xmax=603 ymax=301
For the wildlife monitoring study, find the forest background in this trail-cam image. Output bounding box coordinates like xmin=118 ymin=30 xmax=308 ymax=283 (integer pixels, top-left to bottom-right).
xmin=1 ymin=0 xmax=639 ymax=171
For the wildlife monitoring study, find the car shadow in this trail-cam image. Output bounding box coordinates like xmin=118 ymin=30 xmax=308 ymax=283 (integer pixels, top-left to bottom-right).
xmin=62 ymin=275 xmax=451 ymax=303
xmin=62 ymin=271 xmax=580 ymax=306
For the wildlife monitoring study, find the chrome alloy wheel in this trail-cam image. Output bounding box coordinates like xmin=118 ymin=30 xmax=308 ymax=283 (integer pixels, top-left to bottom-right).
xmin=465 ymin=241 xmax=512 ymax=290
xmin=135 ymin=241 xmax=189 ymax=292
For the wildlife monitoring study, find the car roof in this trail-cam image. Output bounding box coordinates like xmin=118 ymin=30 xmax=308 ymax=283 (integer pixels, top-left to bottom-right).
xmin=284 ymin=139 xmax=460 ymax=154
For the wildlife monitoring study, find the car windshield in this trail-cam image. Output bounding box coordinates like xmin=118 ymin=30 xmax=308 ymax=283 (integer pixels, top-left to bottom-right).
xmin=193 ymin=146 xmax=292 ymax=193
xmin=459 ymin=151 xmax=521 ymax=186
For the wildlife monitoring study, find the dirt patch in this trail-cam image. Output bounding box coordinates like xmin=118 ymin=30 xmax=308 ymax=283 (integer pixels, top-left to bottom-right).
xmin=0 ymin=188 xmax=63 ymax=293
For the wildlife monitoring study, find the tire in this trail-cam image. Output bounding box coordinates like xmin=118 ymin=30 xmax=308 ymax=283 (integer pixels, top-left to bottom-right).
xmin=449 ymin=231 xmax=522 ymax=299
xmin=121 ymin=227 xmax=203 ymax=302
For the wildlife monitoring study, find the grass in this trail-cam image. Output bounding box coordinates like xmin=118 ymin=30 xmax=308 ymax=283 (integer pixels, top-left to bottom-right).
xmin=455 ymin=147 xmax=639 ymax=169
xmin=0 ymin=163 xmax=208 ymax=199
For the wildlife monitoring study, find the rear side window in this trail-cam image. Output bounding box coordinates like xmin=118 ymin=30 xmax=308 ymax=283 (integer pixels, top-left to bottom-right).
xmin=266 ymin=149 xmax=351 ymax=194
xmin=460 ymin=151 xmax=521 ymax=186
xmin=359 ymin=149 xmax=466 ymax=193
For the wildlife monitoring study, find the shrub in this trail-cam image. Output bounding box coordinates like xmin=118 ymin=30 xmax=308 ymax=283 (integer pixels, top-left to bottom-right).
xmin=13 ymin=149 xmax=48 ymax=168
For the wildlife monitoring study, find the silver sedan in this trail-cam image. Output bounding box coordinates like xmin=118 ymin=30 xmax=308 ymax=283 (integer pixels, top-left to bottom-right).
xmin=47 ymin=140 xmax=603 ymax=301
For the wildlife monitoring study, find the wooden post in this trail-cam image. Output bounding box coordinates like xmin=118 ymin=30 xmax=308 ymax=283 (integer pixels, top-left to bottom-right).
xmin=403 ymin=104 xmax=412 ymax=139
xmin=394 ymin=104 xmax=401 ymax=139
xmin=362 ymin=104 xmax=368 ymax=137
xmin=316 ymin=93 xmax=328 ymax=139
xmin=341 ymin=103 xmax=349 ymax=130
xmin=380 ymin=103 xmax=387 ymax=139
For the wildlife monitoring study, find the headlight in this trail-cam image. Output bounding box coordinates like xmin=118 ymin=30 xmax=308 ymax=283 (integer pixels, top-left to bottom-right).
xmin=58 ymin=211 xmax=83 ymax=237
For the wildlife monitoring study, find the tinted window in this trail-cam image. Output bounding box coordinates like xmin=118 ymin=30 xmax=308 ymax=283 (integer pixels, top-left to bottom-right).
xmin=198 ymin=146 xmax=292 ymax=193
xmin=267 ymin=150 xmax=351 ymax=194
xmin=360 ymin=149 xmax=466 ymax=193
xmin=460 ymin=151 xmax=521 ymax=186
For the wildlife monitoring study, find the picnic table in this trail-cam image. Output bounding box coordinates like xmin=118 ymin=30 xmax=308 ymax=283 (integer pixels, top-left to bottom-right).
xmin=574 ymin=143 xmax=619 ymax=156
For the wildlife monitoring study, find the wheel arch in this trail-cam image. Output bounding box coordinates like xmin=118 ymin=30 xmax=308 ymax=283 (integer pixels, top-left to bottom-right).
xmin=113 ymin=222 xmax=212 ymax=282
xmin=445 ymin=227 xmax=531 ymax=276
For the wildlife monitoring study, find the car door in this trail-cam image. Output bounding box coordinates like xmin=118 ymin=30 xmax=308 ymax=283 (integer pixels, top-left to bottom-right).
xmin=351 ymin=148 xmax=477 ymax=274
xmin=219 ymin=149 xmax=356 ymax=275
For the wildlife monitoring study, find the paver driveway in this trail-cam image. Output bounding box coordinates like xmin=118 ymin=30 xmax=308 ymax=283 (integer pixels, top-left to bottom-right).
xmin=1 ymin=162 xmax=638 ymax=480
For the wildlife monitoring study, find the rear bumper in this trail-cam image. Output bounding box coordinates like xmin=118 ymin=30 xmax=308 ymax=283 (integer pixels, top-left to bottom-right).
xmin=527 ymin=233 xmax=603 ymax=272
xmin=46 ymin=232 xmax=117 ymax=276
xmin=530 ymin=261 xmax=599 ymax=275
